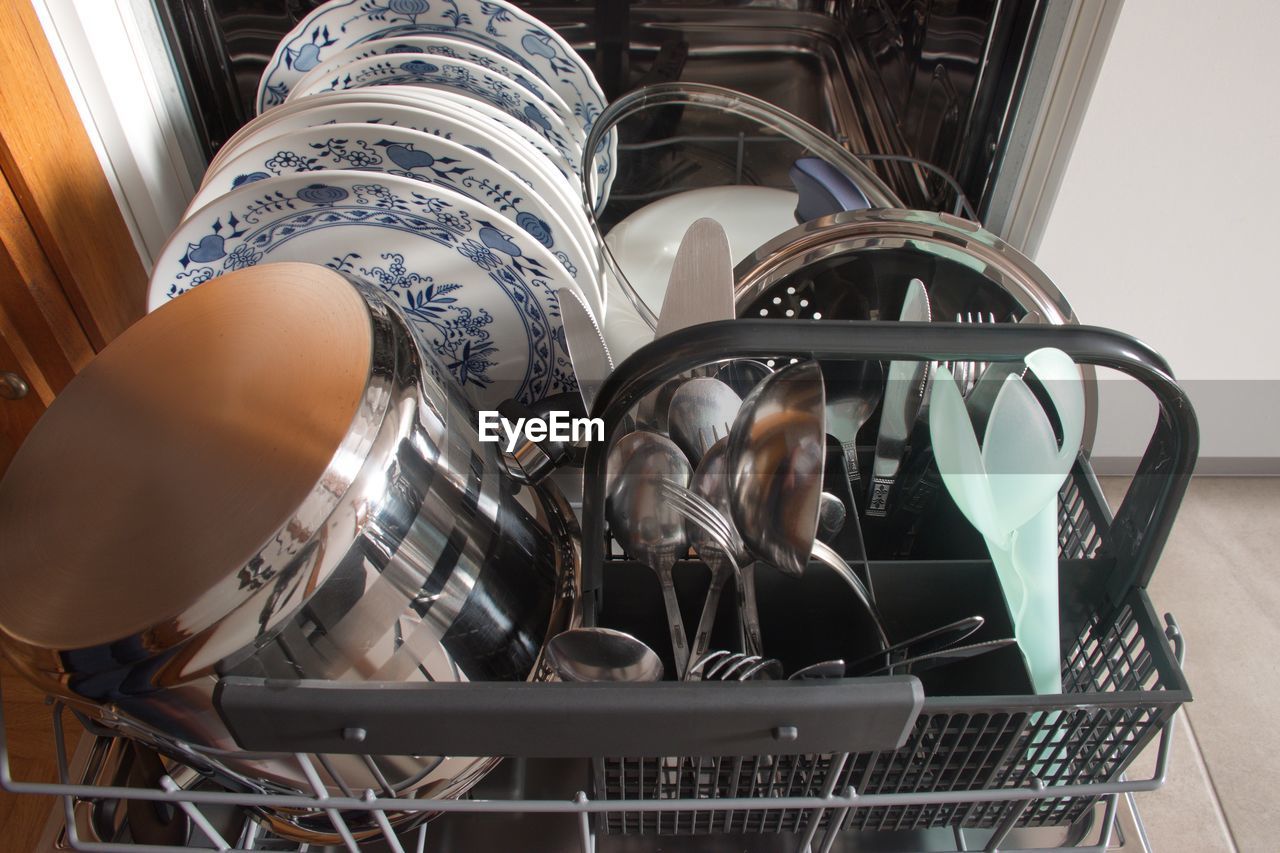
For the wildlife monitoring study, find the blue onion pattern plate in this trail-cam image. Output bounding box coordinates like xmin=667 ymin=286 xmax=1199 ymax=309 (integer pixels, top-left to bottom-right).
xmin=292 ymin=35 xmax=576 ymax=128
xmin=150 ymin=172 xmax=579 ymax=406
xmin=258 ymin=0 xmax=604 ymax=131
xmin=195 ymin=122 xmax=602 ymax=320
xmin=256 ymin=0 xmax=615 ymax=199
xmin=206 ymin=91 xmax=579 ymax=212
xmin=199 ymin=88 xmax=606 ymax=311
xmin=293 ymin=55 xmax=581 ymax=162
xmin=372 ymin=84 xmax=581 ymax=189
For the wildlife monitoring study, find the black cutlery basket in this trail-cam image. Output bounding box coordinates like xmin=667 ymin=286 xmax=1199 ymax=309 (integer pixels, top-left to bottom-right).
xmin=210 ymin=318 xmax=1196 ymax=843
xmin=573 ymin=318 xmax=1196 ymax=836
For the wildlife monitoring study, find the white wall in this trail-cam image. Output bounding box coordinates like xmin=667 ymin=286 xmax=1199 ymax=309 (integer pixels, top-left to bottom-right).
xmin=1036 ymin=0 xmax=1280 ymax=472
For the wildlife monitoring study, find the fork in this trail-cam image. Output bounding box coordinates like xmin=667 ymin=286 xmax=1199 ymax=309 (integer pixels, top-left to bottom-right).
xmin=688 ymin=650 xmax=782 ymax=681
xmin=657 ymin=480 xmax=765 ymax=664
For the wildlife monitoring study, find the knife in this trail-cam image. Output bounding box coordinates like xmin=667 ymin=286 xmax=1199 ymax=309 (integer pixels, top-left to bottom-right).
xmin=640 ymin=217 xmax=735 ymax=428
xmin=557 ymin=287 xmax=613 ymax=413
xmin=861 ymin=638 xmax=1017 ymax=677
xmin=655 ymin=217 xmax=735 ymax=339
xmin=845 ymin=615 xmax=985 ymax=674
xmin=866 ymin=278 xmax=932 ymax=516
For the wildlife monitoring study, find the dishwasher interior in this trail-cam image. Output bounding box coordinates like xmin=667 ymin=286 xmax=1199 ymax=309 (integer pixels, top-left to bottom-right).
xmin=157 ymin=0 xmax=1043 ymax=220
xmin=2 ymin=1 xmax=1198 ymax=851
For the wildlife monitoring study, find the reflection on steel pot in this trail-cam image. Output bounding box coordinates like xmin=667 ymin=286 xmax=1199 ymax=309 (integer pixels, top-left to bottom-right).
xmin=0 ymin=263 xmax=579 ymax=842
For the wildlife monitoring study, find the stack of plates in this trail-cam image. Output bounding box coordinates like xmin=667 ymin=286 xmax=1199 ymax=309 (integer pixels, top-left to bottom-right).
xmin=148 ymin=0 xmax=614 ymax=407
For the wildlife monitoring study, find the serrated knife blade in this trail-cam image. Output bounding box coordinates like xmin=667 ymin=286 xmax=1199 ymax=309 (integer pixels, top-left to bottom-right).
xmin=557 ymin=287 xmax=613 ymax=412
xmin=866 ymin=278 xmax=931 ymax=516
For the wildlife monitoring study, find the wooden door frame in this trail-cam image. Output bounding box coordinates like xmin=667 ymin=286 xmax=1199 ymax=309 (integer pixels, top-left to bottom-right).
xmin=0 ymin=0 xmax=148 ymax=350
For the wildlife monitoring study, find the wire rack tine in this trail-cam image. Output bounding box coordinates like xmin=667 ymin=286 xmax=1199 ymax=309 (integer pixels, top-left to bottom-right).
xmin=364 ymin=788 xmax=407 ymax=853
xmin=295 ymin=752 xmax=360 ymax=852
xmin=160 ymin=774 xmax=232 ymax=850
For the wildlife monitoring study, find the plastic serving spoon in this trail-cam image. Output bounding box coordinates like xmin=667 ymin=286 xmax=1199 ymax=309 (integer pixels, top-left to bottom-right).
xmin=929 ymin=347 xmax=1083 ymax=694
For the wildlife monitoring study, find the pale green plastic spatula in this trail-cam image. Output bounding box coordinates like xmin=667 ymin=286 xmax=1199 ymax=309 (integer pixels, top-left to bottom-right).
xmin=930 ymin=347 xmax=1084 ymax=694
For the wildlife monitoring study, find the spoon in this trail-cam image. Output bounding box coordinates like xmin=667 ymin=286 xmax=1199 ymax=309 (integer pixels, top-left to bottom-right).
xmin=816 ymin=491 xmax=847 ymax=542
xmin=667 ymin=377 xmax=742 ymax=466
xmin=726 ymin=359 xmax=827 ymax=578
xmin=545 ymin=628 xmax=665 ymax=682
xmin=821 ymin=358 xmax=885 ymax=506
xmin=688 ymin=437 xmax=763 ymax=667
xmin=606 ymin=431 xmax=694 ymax=677
xmin=713 ymin=359 xmax=773 ymax=398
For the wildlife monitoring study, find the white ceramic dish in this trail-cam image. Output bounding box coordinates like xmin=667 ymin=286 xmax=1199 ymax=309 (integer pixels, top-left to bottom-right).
xmin=208 ymin=89 xmax=578 ymax=211
xmin=292 ymin=35 xmax=577 ymax=136
xmin=288 ymin=53 xmax=582 ymax=164
xmin=150 ymin=171 xmax=577 ymax=406
xmin=256 ymin=0 xmax=615 ymax=197
xmin=200 ymin=90 xmax=604 ymax=312
xmin=604 ymin=185 xmax=801 ymax=318
xmin=194 ymin=123 xmax=600 ymax=320
xmin=257 ymin=0 xmax=606 ymax=134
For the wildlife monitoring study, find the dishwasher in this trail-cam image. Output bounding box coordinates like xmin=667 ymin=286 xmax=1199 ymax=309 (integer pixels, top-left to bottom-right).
xmin=0 ymin=1 xmax=1196 ymax=851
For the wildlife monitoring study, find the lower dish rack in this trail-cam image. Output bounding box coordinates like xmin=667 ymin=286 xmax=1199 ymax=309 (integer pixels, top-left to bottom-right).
xmin=0 ymin=320 xmax=1196 ymax=852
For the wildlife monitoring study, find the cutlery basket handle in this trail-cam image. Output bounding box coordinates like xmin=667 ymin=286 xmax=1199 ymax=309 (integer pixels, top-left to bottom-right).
xmin=581 ymin=320 xmax=1198 ymax=615
xmin=214 ymin=675 xmax=924 ymax=757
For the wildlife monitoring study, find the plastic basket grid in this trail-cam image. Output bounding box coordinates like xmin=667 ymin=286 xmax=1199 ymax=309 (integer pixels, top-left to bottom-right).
xmin=597 ymin=473 xmax=1182 ymax=836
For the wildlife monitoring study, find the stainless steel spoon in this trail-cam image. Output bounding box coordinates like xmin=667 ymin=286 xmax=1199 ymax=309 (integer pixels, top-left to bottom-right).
xmin=667 ymin=377 xmax=742 ymax=466
xmin=726 ymin=359 xmax=827 ymax=578
xmin=606 ymin=430 xmax=694 ymax=677
xmin=713 ymin=359 xmax=773 ymax=398
xmin=817 ymin=491 xmax=847 ymax=542
xmin=545 ymin=628 xmax=665 ymax=682
xmin=822 ymin=358 xmax=885 ymax=505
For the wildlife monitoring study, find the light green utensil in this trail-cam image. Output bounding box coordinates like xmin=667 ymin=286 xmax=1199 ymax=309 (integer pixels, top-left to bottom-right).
xmin=930 ymin=347 xmax=1084 ymax=694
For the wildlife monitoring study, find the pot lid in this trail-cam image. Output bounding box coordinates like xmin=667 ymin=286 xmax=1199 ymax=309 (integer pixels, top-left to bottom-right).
xmin=0 ymin=263 xmax=372 ymax=652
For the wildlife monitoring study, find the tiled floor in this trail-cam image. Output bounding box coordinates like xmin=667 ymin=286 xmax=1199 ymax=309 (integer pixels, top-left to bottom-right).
xmin=1103 ymin=477 xmax=1280 ymax=852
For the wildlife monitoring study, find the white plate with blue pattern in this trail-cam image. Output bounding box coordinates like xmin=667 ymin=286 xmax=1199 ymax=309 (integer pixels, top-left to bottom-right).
xmin=258 ymin=0 xmax=604 ymax=131
xmin=195 ymin=123 xmax=601 ymax=321
xmin=291 ymin=54 xmax=581 ymax=163
xmin=256 ymin=0 xmax=615 ymax=198
xmin=150 ymin=171 xmax=578 ymax=406
xmin=199 ymin=89 xmax=604 ymax=312
xmin=207 ymin=89 xmax=579 ymax=212
xmin=291 ymin=35 xmax=577 ymax=136
xmin=371 ymin=84 xmax=580 ymax=191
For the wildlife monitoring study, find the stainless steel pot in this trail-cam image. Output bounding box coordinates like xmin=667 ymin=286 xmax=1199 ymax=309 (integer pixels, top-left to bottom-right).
xmin=0 ymin=263 xmax=579 ymax=841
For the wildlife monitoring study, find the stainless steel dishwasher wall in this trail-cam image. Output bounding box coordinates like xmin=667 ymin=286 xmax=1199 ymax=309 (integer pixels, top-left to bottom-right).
xmin=151 ymin=0 xmax=1049 ymax=219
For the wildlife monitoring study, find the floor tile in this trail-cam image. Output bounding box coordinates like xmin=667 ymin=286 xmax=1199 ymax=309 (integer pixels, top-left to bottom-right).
xmin=1102 ymin=477 xmax=1280 ymax=851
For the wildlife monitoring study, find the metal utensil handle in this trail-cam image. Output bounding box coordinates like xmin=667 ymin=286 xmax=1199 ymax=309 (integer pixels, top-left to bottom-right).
xmin=687 ymin=566 xmax=731 ymax=679
xmin=809 ymin=540 xmax=891 ymax=652
xmin=658 ymin=572 xmax=692 ymax=678
xmin=738 ymin=564 xmax=764 ymax=656
xmin=861 ymin=639 xmax=1018 ymax=677
xmin=839 ymin=437 xmax=863 ymax=505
